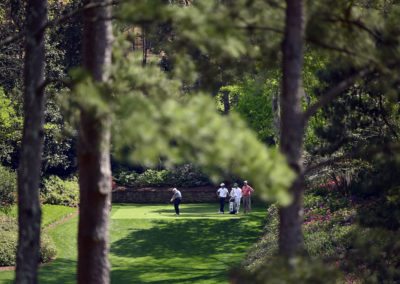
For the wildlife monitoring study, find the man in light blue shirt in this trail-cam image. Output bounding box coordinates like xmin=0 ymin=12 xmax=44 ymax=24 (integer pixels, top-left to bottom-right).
xmin=170 ymin=188 xmax=182 ymax=215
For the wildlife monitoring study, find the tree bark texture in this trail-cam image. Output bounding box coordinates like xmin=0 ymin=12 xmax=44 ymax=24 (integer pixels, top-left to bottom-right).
xmin=278 ymin=0 xmax=306 ymax=258
xmin=222 ymin=90 xmax=231 ymax=114
xmin=77 ymin=1 xmax=113 ymax=283
xmin=15 ymin=0 xmax=47 ymax=283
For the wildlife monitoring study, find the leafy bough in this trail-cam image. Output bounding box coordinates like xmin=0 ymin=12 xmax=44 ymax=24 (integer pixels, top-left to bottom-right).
xmin=69 ymin=39 xmax=295 ymax=206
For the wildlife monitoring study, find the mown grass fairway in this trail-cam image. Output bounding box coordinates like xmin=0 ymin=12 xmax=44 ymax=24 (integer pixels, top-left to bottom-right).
xmin=0 ymin=203 xmax=265 ymax=284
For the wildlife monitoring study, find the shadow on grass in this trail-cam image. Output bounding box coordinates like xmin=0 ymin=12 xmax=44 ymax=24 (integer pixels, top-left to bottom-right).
xmin=39 ymin=258 xmax=77 ymax=284
xmin=149 ymin=203 xmax=245 ymax=217
xmin=152 ymin=205 xmax=220 ymax=214
xmin=111 ymin=215 xmax=264 ymax=260
xmin=0 ymin=259 xmax=77 ymax=284
xmin=112 ymin=264 xmax=226 ymax=284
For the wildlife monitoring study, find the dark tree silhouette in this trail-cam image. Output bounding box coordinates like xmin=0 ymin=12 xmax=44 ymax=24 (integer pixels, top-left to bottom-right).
xmin=15 ymin=0 xmax=48 ymax=282
xmin=278 ymin=0 xmax=306 ymax=257
xmin=77 ymin=0 xmax=113 ymax=283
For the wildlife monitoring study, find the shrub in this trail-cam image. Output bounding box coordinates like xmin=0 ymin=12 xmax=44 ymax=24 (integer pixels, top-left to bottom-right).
xmin=305 ymin=230 xmax=336 ymax=258
xmin=163 ymin=164 xmax=211 ymax=187
xmin=0 ymin=217 xmax=56 ymax=266
xmin=135 ymin=169 xmax=169 ymax=187
xmin=0 ymin=217 xmax=17 ymax=266
xmin=233 ymin=256 xmax=342 ymax=284
xmin=244 ymin=204 xmax=279 ymax=271
xmin=114 ymin=171 xmax=139 ymax=187
xmin=41 ymin=176 xmax=79 ymax=207
xmin=344 ymin=227 xmax=400 ymax=283
xmin=0 ymin=165 xmax=17 ymax=213
xmin=0 ymin=230 xmax=17 ymax=266
xmin=114 ymin=164 xmax=211 ymax=188
xmin=40 ymin=234 xmax=57 ymax=263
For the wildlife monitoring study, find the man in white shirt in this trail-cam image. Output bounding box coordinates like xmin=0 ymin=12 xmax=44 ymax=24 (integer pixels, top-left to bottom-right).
xmin=230 ymin=183 xmax=242 ymax=214
xmin=170 ymin=188 xmax=182 ymax=215
xmin=216 ymin=183 xmax=229 ymax=213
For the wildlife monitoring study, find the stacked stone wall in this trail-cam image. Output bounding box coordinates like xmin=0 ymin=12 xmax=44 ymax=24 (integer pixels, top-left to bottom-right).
xmin=112 ymin=186 xmax=218 ymax=203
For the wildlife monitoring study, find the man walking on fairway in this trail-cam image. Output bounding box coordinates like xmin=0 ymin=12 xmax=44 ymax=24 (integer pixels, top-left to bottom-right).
xmin=230 ymin=183 xmax=242 ymax=214
xmin=242 ymin=180 xmax=254 ymax=214
xmin=170 ymin=188 xmax=182 ymax=215
xmin=217 ymin=183 xmax=229 ymax=213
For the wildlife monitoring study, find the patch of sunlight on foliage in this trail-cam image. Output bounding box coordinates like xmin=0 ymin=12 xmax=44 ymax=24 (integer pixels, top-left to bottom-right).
xmin=218 ymin=77 xmax=276 ymax=142
xmin=116 ymin=0 xmax=284 ymax=65
xmin=67 ymin=35 xmax=295 ymax=205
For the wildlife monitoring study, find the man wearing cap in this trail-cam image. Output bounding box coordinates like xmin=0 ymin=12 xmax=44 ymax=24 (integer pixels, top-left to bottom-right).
xmin=170 ymin=188 xmax=182 ymax=215
xmin=230 ymin=183 xmax=242 ymax=214
xmin=216 ymin=183 xmax=229 ymax=213
xmin=242 ymin=180 xmax=254 ymax=214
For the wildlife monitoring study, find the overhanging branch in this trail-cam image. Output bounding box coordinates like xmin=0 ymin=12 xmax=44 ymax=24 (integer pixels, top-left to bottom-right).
xmin=303 ymin=68 xmax=370 ymax=122
xmin=0 ymin=0 xmax=119 ymax=49
xmin=304 ymin=155 xmax=351 ymax=175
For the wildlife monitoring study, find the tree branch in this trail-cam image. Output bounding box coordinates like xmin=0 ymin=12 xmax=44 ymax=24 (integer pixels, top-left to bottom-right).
xmin=378 ymin=93 xmax=398 ymax=138
xmin=323 ymin=16 xmax=380 ymax=40
xmin=305 ymin=142 xmax=400 ymax=175
xmin=235 ymin=24 xmax=284 ymax=34
xmin=304 ymin=155 xmax=351 ymax=175
xmin=37 ymin=78 xmax=72 ymax=94
xmin=306 ymin=37 xmax=359 ymax=57
xmin=0 ymin=0 xmax=119 ymax=49
xmin=303 ymin=68 xmax=370 ymax=121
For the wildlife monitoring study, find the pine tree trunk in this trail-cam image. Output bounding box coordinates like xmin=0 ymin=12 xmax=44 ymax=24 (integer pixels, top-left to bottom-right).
xmin=278 ymin=0 xmax=306 ymax=258
xmin=77 ymin=1 xmax=113 ymax=283
xmin=222 ymin=90 xmax=231 ymax=114
xmin=15 ymin=0 xmax=47 ymax=283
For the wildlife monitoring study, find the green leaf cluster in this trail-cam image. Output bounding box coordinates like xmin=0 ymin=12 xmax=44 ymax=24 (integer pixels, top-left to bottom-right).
xmin=69 ymin=37 xmax=295 ymax=205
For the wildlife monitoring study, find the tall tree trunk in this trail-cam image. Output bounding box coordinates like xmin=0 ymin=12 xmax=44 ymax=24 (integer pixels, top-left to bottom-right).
xmin=222 ymin=90 xmax=231 ymax=114
xmin=272 ymin=91 xmax=280 ymax=144
xmin=278 ymin=0 xmax=306 ymax=258
xmin=15 ymin=0 xmax=47 ymax=283
xmin=77 ymin=1 xmax=113 ymax=283
xmin=142 ymin=26 xmax=147 ymax=66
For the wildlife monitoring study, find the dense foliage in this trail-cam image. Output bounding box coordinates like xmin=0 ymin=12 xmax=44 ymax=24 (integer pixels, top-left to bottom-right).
xmin=0 ymin=217 xmax=56 ymax=266
xmin=41 ymin=176 xmax=79 ymax=207
xmin=114 ymin=164 xmax=211 ymax=188
xmin=0 ymin=0 xmax=79 ymax=174
xmin=1 ymin=0 xmax=400 ymax=282
xmin=0 ymin=165 xmax=16 ymax=212
xmin=243 ymin=177 xmax=400 ymax=283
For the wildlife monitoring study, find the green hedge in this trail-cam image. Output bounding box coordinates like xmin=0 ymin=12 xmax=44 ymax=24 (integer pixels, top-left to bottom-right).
xmin=114 ymin=164 xmax=211 ymax=188
xmin=41 ymin=176 xmax=79 ymax=207
xmin=0 ymin=165 xmax=16 ymax=212
xmin=0 ymin=217 xmax=56 ymax=266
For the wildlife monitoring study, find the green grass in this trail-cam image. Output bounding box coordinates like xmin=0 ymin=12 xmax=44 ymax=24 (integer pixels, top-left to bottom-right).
xmin=0 ymin=203 xmax=266 ymax=284
xmin=0 ymin=204 xmax=76 ymax=228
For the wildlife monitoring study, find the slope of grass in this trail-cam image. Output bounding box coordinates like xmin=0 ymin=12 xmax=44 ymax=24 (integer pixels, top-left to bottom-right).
xmin=0 ymin=204 xmax=76 ymax=228
xmin=0 ymin=203 xmax=265 ymax=284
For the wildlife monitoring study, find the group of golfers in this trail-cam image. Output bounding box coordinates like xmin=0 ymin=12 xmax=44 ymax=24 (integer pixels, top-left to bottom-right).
xmin=170 ymin=181 xmax=254 ymax=216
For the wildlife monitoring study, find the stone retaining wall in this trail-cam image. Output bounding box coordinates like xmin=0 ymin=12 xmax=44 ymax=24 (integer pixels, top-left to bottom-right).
xmin=112 ymin=186 xmax=218 ymax=203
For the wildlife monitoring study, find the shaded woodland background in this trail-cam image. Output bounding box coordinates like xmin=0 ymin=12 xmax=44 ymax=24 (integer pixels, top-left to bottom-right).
xmin=1 ymin=0 xmax=400 ymax=283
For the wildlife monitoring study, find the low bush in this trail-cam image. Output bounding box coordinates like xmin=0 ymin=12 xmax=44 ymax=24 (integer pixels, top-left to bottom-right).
xmin=243 ymin=204 xmax=279 ymax=271
xmin=40 ymin=234 xmax=57 ymax=263
xmin=114 ymin=164 xmax=211 ymax=188
xmin=135 ymin=169 xmax=169 ymax=187
xmin=343 ymin=227 xmax=400 ymax=283
xmin=114 ymin=171 xmax=138 ymax=187
xmin=233 ymin=256 xmax=342 ymax=284
xmin=0 ymin=165 xmax=17 ymax=212
xmin=41 ymin=176 xmax=79 ymax=207
xmin=0 ymin=230 xmax=17 ymax=266
xmin=163 ymin=164 xmax=211 ymax=187
xmin=0 ymin=217 xmax=57 ymax=266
